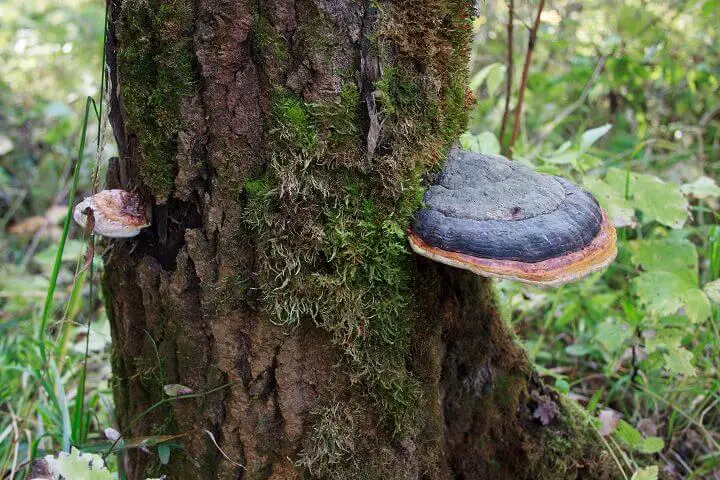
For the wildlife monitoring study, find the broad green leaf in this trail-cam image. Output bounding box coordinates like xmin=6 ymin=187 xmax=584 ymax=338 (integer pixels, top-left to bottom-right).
xmin=606 ymin=168 xmax=688 ymax=228
xmin=580 ymin=124 xmax=612 ymax=150
xmin=596 ymin=320 xmax=631 ymax=353
xmin=633 ymin=271 xmax=711 ymax=324
xmin=158 ymin=444 xmax=171 ymax=465
xmin=554 ymin=378 xmax=570 ymax=394
xmin=544 ymin=150 xmax=580 ymax=165
xmin=638 ymin=436 xmax=665 ymax=454
xmin=470 ymin=62 xmax=503 ymax=91
xmin=615 ymin=420 xmax=643 ymax=448
xmin=486 ymin=64 xmax=505 ymax=96
xmin=631 ymin=466 xmax=659 ymax=480
xmin=565 ymin=344 xmax=592 ymax=356
xmin=663 ymin=346 xmax=696 ymax=376
xmin=704 ymin=279 xmax=720 ymax=304
xmin=476 ymin=131 xmax=501 ymax=155
xmin=702 ymin=0 xmax=720 ymax=17
xmin=583 ymin=176 xmax=636 ymax=227
xmin=681 ymin=176 xmax=720 ymax=199
xmin=460 ymin=131 xmax=501 ymax=155
xmin=629 ymin=239 xmax=698 ymax=284
xmin=645 ymin=327 xmax=683 ymax=353
xmin=41 ymin=447 xmax=113 ymax=480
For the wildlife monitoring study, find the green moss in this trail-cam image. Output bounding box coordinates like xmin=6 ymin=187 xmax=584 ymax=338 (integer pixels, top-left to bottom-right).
xmin=251 ymin=14 xmax=288 ymax=64
xmin=117 ymin=0 xmax=197 ymax=198
xmin=240 ymin=1 xmax=475 ymax=472
xmin=529 ymin=399 xmax=618 ymax=479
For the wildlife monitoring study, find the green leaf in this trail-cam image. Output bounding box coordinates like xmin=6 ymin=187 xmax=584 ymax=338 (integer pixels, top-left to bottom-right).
xmin=544 ymin=150 xmax=580 ymax=165
xmin=40 ymin=448 xmax=114 ymax=480
xmin=681 ymin=176 xmax=720 ymax=199
xmin=476 ymin=131 xmax=501 ymax=155
xmin=583 ymin=176 xmax=635 ymax=227
xmin=638 ymin=436 xmax=665 ymax=454
xmin=633 ymin=271 xmax=711 ymax=324
xmin=470 ymin=62 xmax=504 ymax=92
xmin=486 ymin=64 xmax=505 ymax=96
xmin=554 ymin=378 xmax=570 ymax=394
xmin=459 ymin=131 xmax=501 ymax=155
xmin=565 ymin=344 xmax=592 ymax=356
xmin=629 ymin=239 xmax=698 ymax=284
xmin=606 ymin=168 xmax=688 ymax=228
xmin=580 ymin=124 xmax=612 ymax=150
xmin=703 ymin=279 xmax=720 ymax=304
xmin=158 ymin=444 xmax=171 ymax=465
xmin=596 ymin=320 xmax=631 ymax=353
xmin=615 ymin=420 xmax=643 ymax=449
xmin=631 ymin=466 xmax=659 ymax=480
xmin=663 ymin=346 xmax=696 ymax=376
xmin=645 ymin=327 xmax=683 ymax=353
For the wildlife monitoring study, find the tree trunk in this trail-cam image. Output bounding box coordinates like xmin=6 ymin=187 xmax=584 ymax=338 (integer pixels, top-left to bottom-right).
xmin=103 ymin=0 xmax=620 ymax=478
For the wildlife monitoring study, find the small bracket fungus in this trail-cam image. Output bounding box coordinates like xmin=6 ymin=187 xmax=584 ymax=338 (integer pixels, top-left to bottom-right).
xmin=73 ymin=189 xmax=149 ymax=238
xmin=409 ymin=148 xmax=617 ymax=287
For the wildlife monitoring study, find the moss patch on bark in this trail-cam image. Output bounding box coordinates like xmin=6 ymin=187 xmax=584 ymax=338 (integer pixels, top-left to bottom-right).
xmin=242 ymin=2 xmax=475 ymax=475
xmin=116 ymin=0 xmax=197 ymax=200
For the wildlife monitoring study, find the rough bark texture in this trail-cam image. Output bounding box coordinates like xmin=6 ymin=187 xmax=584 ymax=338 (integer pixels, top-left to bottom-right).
xmin=102 ymin=0 xmax=620 ymax=478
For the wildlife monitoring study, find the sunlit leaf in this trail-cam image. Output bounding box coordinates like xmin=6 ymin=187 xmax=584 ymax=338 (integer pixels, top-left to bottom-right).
xmin=606 ymin=168 xmax=689 ymax=228
xmin=580 ymin=123 xmax=612 ymax=150
xmin=638 ymin=436 xmax=664 ymax=454
xmin=615 ymin=420 xmax=643 ymax=448
xmin=583 ymin=176 xmax=636 ymax=227
xmin=633 ymin=271 xmax=711 ymax=324
xmin=470 ymin=62 xmax=504 ymax=92
xmin=704 ymin=279 xmax=720 ymax=304
xmin=35 ymin=447 xmax=113 ymax=480
xmin=681 ymin=176 xmax=720 ymax=199
xmin=631 ymin=466 xmax=658 ymax=480
xmin=629 ymin=239 xmax=698 ymax=284
xmin=663 ymin=346 xmax=696 ymax=376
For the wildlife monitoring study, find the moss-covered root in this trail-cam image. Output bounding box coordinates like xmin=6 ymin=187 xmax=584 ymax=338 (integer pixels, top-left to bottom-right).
xmin=432 ymin=264 xmax=620 ymax=480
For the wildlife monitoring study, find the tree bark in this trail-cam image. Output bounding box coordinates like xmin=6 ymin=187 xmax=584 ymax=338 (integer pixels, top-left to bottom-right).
xmin=103 ymin=0 xmax=620 ymax=478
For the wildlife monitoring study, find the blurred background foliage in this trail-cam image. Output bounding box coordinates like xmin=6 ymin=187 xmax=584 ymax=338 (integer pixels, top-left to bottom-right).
xmin=0 ymin=0 xmax=718 ymax=479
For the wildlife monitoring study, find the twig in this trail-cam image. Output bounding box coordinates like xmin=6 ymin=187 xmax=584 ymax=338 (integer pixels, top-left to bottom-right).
xmin=499 ymin=0 xmax=514 ymax=154
xmin=509 ymin=0 xmax=546 ymax=156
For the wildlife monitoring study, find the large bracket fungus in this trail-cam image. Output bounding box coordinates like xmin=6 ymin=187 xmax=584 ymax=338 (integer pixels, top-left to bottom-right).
xmin=409 ymin=148 xmax=617 ymax=287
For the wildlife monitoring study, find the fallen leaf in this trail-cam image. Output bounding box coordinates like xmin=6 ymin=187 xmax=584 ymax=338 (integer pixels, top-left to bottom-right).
xmin=598 ymin=409 xmax=620 ymax=436
xmin=164 ymin=384 xmax=193 ymax=397
xmin=533 ymin=400 xmax=560 ymax=425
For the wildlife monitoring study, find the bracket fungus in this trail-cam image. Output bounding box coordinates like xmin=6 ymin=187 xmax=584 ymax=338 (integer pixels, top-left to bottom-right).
xmin=73 ymin=189 xmax=149 ymax=238
xmin=409 ymin=148 xmax=617 ymax=287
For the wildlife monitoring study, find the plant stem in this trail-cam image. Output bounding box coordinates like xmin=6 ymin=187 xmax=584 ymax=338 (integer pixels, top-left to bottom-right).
xmin=509 ymin=0 xmax=546 ymax=156
xmin=499 ymin=0 xmax=514 ymax=155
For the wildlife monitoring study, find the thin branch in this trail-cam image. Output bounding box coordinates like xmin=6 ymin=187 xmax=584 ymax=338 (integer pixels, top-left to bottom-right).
xmin=509 ymin=0 xmax=546 ymax=156
xmin=499 ymin=0 xmax=514 ymax=154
